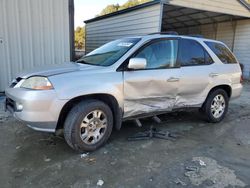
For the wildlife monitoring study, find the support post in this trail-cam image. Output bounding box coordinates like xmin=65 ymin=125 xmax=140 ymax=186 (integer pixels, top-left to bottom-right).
xmin=69 ymin=0 xmax=75 ymax=61
xmin=213 ymin=23 xmax=218 ymax=40
xmin=231 ymin=20 xmax=237 ymax=52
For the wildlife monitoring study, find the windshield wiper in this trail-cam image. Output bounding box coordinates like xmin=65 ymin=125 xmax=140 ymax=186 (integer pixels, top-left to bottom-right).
xmin=76 ymin=59 xmax=104 ymax=67
xmin=76 ymin=59 xmax=92 ymax=65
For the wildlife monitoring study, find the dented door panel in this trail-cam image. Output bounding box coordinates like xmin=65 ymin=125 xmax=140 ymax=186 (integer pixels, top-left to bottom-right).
xmin=123 ymin=69 xmax=179 ymax=118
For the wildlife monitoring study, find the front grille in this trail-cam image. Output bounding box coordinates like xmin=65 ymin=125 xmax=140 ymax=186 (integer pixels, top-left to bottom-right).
xmin=5 ymin=98 xmax=15 ymax=112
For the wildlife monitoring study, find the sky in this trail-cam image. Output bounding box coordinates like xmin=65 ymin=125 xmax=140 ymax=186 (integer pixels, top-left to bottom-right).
xmin=74 ymin=0 xmax=128 ymax=28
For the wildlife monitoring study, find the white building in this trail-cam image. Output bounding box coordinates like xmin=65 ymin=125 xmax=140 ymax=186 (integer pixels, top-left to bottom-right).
xmin=85 ymin=0 xmax=250 ymax=79
xmin=0 ymin=0 xmax=74 ymax=91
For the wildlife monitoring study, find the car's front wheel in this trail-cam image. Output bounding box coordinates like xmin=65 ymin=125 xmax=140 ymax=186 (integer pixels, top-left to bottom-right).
xmin=64 ymin=100 xmax=113 ymax=152
xmin=202 ymin=89 xmax=229 ymax=123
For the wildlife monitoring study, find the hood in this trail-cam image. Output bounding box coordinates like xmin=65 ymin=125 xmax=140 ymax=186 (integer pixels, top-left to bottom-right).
xmin=17 ymin=62 xmax=103 ymax=78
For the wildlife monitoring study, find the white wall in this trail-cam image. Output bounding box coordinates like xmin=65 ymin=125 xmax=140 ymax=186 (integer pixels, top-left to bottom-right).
xmin=0 ymin=0 xmax=70 ymax=91
xmin=234 ymin=20 xmax=250 ymax=78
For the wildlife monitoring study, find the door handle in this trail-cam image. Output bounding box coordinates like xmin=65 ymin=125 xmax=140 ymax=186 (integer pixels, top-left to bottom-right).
xmin=209 ymin=73 xmax=219 ymax=77
xmin=167 ymin=77 xmax=180 ymax=82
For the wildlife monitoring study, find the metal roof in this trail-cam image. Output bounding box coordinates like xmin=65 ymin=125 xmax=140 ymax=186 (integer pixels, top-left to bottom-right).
xmin=84 ymin=0 xmax=250 ymax=24
xmin=239 ymin=0 xmax=250 ymax=10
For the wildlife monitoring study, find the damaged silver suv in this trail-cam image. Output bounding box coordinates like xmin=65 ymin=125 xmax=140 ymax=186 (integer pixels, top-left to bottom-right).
xmin=5 ymin=34 xmax=242 ymax=151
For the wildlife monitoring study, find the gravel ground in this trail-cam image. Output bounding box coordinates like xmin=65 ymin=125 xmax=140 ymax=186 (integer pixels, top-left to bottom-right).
xmin=0 ymin=83 xmax=250 ymax=188
xmin=0 ymin=97 xmax=9 ymax=123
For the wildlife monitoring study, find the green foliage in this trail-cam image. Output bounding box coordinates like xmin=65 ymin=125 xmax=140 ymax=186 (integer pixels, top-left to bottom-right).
xmin=119 ymin=0 xmax=151 ymax=10
xmin=99 ymin=0 xmax=151 ymax=16
xmin=75 ymin=26 xmax=85 ymax=50
xmin=99 ymin=4 xmax=120 ymax=16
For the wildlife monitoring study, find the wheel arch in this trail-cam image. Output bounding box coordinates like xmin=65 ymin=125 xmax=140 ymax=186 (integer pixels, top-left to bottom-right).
xmin=208 ymin=84 xmax=232 ymax=98
xmin=201 ymin=84 xmax=231 ymax=123
xmin=203 ymin=84 xmax=232 ymax=108
xmin=56 ymin=94 xmax=123 ymax=131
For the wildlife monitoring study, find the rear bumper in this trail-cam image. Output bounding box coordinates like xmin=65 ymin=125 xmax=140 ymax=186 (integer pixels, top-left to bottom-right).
xmin=5 ymin=87 xmax=68 ymax=133
xmin=231 ymin=83 xmax=243 ymax=100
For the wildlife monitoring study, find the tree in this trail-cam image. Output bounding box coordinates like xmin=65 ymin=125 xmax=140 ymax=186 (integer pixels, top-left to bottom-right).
xmin=99 ymin=4 xmax=120 ymax=16
xmin=119 ymin=0 xmax=151 ymax=11
xmin=74 ymin=26 xmax=85 ymax=50
xmin=98 ymin=0 xmax=151 ymax=16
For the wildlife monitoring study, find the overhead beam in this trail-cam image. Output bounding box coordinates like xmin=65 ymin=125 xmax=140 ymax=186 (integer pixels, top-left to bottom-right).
xmin=164 ymin=14 xmax=238 ymax=26
xmin=162 ymin=10 xmax=206 ymax=20
xmin=169 ymin=17 xmax=247 ymax=30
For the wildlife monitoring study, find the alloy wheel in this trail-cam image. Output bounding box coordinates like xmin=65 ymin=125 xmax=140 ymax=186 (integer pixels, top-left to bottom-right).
xmin=80 ymin=110 xmax=107 ymax=145
xmin=210 ymin=94 xmax=226 ymax=119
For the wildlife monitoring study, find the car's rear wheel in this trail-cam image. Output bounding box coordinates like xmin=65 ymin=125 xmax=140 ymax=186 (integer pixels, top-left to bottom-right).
xmin=64 ymin=100 xmax=113 ymax=152
xmin=202 ymin=89 xmax=229 ymax=123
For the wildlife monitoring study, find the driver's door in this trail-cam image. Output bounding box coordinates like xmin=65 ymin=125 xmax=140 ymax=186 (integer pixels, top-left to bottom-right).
xmin=123 ymin=38 xmax=180 ymax=118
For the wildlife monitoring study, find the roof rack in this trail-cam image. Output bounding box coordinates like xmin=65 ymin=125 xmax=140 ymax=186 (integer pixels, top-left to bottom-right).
xmin=148 ymin=31 xmax=179 ymax=35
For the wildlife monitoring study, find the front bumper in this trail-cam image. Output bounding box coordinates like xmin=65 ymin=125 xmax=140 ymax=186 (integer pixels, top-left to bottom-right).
xmin=5 ymin=87 xmax=68 ymax=133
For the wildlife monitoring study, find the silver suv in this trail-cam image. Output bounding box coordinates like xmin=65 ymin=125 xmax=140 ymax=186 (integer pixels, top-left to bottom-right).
xmin=5 ymin=34 xmax=242 ymax=151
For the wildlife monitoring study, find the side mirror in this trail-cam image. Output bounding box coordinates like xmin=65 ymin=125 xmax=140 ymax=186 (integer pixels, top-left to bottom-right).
xmin=128 ymin=58 xmax=147 ymax=70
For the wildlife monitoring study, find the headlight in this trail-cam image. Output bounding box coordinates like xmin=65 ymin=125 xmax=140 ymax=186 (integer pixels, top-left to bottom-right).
xmin=20 ymin=76 xmax=54 ymax=90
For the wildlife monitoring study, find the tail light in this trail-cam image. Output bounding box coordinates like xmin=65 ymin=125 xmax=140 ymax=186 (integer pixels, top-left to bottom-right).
xmin=240 ymin=74 xmax=243 ymax=83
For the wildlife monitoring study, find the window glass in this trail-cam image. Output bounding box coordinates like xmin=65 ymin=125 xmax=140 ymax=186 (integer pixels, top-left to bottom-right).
xmin=135 ymin=39 xmax=178 ymax=69
xmin=77 ymin=38 xmax=141 ymax=66
xmin=178 ymin=39 xmax=212 ymax=66
xmin=205 ymin=41 xmax=237 ymax=64
xmin=205 ymin=52 xmax=214 ymax=65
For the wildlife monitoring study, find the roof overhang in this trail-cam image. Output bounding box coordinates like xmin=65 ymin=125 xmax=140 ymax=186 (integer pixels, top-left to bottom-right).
xmin=162 ymin=4 xmax=248 ymax=31
xmin=238 ymin=0 xmax=250 ymax=10
xmin=84 ymin=0 xmax=250 ymax=25
xmin=162 ymin=0 xmax=250 ymax=18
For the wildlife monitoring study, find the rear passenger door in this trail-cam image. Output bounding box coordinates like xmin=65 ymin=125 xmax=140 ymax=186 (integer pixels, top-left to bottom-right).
xmin=176 ymin=38 xmax=215 ymax=108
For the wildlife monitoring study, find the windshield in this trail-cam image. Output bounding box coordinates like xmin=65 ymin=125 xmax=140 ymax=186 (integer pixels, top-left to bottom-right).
xmin=77 ymin=38 xmax=141 ymax=66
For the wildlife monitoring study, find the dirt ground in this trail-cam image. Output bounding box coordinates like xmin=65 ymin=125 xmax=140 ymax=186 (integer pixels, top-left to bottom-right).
xmin=0 ymin=83 xmax=250 ymax=188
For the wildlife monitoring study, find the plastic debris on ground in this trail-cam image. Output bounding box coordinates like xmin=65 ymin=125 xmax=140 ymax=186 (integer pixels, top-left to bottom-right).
xmin=198 ymin=159 xmax=206 ymax=166
xmin=97 ymin=179 xmax=104 ymax=186
xmin=44 ymin=156 xmax=51 ymax=162
xmin=80 ymin=153 xmax=89 ymax=158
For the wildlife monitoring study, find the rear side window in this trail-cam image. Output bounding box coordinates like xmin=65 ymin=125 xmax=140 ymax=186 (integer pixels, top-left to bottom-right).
xmin=178 ymin=39 xmax=213 ymax=66
xmin=205 ymin=42 xmax=238 ymax=64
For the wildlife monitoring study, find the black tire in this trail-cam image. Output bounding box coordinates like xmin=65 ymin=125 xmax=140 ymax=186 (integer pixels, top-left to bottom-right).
xmin=202 ymin=89 xmax=229 ymax=123
xmin=64 ymin=100 xmax=113 ymax=152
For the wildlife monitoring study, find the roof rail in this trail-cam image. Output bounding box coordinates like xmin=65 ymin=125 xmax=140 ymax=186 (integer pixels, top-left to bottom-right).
xmin=187 ymin=34 xmax=204 ymax=38
xmin=148 ymin=31 xmax=179 ymax=35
